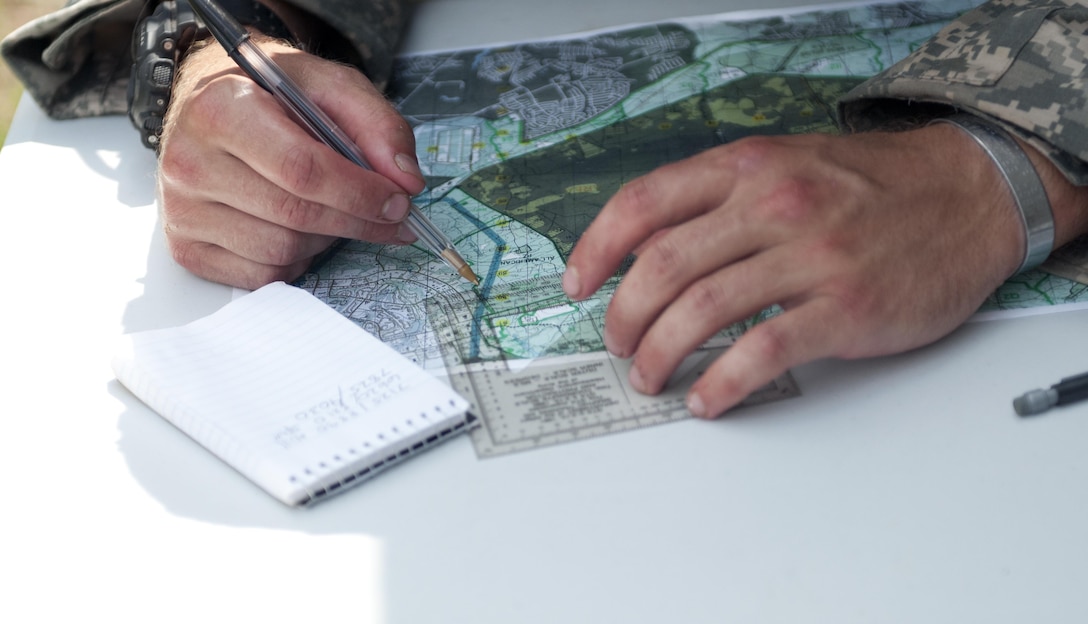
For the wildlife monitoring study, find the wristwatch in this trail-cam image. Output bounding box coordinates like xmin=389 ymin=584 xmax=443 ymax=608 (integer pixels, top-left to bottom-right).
xmin=127 ymin=0 xmax=296 ymax=151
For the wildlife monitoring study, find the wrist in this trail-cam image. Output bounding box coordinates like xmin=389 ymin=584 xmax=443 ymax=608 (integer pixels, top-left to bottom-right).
xmin=127 ymin=0 xmax=299 ymax=152
xmin=1013 ymin=134 xmax=1088 ymax=252
xmin=929 ymin=113 xmax=1055 ymax=275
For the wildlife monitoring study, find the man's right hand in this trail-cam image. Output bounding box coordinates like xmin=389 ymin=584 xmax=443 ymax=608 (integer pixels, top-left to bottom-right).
xmin=158 ymin=37 xmax=424 ymax=289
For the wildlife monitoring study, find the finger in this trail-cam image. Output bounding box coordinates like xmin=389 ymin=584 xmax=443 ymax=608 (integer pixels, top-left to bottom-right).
xmin=165 ymin=138 xmax=415 ymax=244
xmin=169 ymin=237 xmax=316 ymax=291
xmin=171 ymin=71 xmax=417 ymax=230
xmin=631 ymin=227 xmax=673 ymax=256
xmin=209 ymin=43 xmax=427 ymax=197
xmin=564 ymin=149 xmax=741 ymax=300
xmin=306 ymin=67 xmax=426 ymax=195
xmin=226 ymin=81 xmax=416 ymax=219
xmin=602 ymin=203 xmax=764 ymax=358
xmin=686 ymin=298 xmax=843 ymax=419
xmin=625 ymin=242 xmax=814 ymax=394
xmin=163 ymin=198 xmax=345 ymax=267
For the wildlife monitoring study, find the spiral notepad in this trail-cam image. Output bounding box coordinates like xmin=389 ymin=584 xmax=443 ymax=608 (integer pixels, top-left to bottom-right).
xmin=111 ymin=282 xmax=472 ymax=507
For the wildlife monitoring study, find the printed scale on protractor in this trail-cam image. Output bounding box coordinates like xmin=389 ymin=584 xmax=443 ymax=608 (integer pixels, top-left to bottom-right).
xmin=426 ymin=274 xmax=800 ymax=457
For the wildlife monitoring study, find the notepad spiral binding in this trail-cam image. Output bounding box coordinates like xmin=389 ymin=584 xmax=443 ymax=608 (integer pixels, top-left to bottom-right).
xmin=295 ymin=412 xmax=477 ymax=507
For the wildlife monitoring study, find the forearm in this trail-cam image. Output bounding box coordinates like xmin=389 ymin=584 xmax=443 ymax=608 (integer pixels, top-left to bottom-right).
xmin=1020 ymin=132 xmax=1088 ymax=252
xmin=1 ymin=0 xmax=145 ymax=119
xmin=258 ymin=0 xmax=416 ymax=90
xmin=0 ymin=0 xmax=415 ymax=120
xmin=840 ymin=0 xmax=1088 ymax=187
xmin=840 ymin=0 xmax=1088 ymax=271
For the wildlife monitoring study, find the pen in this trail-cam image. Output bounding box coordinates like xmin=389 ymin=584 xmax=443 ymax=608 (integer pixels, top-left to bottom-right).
xmin=1013 ymin=370 xmax=1088 ymax=416
xmin=187 ymin=0 xmax=480 ymax=286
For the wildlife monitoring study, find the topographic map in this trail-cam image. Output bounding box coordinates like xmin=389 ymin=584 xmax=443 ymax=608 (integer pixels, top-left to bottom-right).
xmin=297 ymin=0 xmax=1084 ymax=455
xmin=977 ymin=233 xmax=1088 ymax=317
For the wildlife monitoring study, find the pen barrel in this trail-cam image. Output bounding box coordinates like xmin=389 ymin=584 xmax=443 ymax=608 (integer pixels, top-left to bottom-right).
xmin=232 ymin=43 xmax=373 ymax=167
xmin=188 ymin=0 xmax=472 ymax=281
xmin=1055 ymin=371 xmax=1088 ymax=405
xmin=406 ymin=208 xmax=453 ymax=255
xmin=189 ymin=0 xmax=248 ymax=48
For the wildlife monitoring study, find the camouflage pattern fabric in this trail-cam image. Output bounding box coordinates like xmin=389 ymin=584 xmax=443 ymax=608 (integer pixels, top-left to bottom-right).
xmin=0 ymin=0 xmax=412 ymax=120
xmin=840 ymin=0 xmax=1088 ymax=185
xmin=3 ymin=0 xmax=1086 ymax=185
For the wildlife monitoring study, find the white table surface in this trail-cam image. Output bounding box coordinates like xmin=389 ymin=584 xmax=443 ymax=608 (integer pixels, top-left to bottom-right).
xmin=3 ymin=1 xmax=1088 ymax=622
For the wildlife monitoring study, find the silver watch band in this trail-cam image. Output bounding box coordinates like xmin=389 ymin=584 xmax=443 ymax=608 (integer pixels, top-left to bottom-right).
xmin=929 ymin=113 xmax=1054 ymax=275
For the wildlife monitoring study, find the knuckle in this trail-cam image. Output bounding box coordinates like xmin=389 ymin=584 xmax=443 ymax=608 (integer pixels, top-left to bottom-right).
xmin=805 ymin=235 xmax=851 ymax=271
xmin=262 ymin=228 xmax=308 ymax=266
xmin=801 ymin=239 xmax=874 ymax=322
xmin=759 ymin=177 xmax=819 ymax=225
xmin=329 ymin=62 xmax=368 ymax=90
xmin=160 ymin=81 xmax=245 ymax=182
xmin=352 ymin=220 xmax=395 ymax=244
xmin=829 ymin=280 xmax=876 ymax=327
xmin=157 ymin=143 xmax=203 ymax=190
xmin=181 ymin=79 xmax=236 ymax=134
xmin=270 ymin=191 xmax=320 ymax=231
xmin=745 ymin=322 xmax=791 ymax=369
xmin=158 ymin=191 xmax=184 ymax=222
xmin=160 ymin=195 xmax=199 ymax=232
xmin=701 ymin=372 xmax=748 ymax=410
xmin=726 ymin=135 xmax=778 ymax=170
xmin=373 ymin=100 xmax=407 ymax=130
xmin=167 ymin=237 xmax=204 ymax=274
xmin=617 ymin=175 xmax=662 ymax=214
xmin=642 ymin=234 xmax=687 ymax=281
xmin=355 ymin=88 xmax=400 ymax=125
xmin=278 ymin=144 xmax=322 ymax=196
xmin=340 ymin=184 xmax=378 ymax=222
xmin=684 ymin=278 xmax=729 ymax=315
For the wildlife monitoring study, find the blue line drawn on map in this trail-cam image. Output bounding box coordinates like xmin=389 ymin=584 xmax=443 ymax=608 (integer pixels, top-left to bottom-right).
xmin=439 ymin=195 xmax=508 ymax=360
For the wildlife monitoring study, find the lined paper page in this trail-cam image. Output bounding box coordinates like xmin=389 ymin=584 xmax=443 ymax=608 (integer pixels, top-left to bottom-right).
xmin=112 ymin=282 xmax=469 ymax=505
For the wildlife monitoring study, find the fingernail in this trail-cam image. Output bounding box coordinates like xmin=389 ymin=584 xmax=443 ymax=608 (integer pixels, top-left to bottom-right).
xmin=628 ymin=365 xmax=647 ymax=393
xmin=603 ymin=327 xmax=625 ymax=357
xmin=687 ymin=392 xmax=708 ymax=419
xmin=397 ymin=223 xmax=417 ymax=243
xmin=382 ymin=194 xmax=410 ymax=221
xmin=562 ymin=266 xmax=581 ymax=299
xmin=395 ymin=153 xmax=424 ymax=183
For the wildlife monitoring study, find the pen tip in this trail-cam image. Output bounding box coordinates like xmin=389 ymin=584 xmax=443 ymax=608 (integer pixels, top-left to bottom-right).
xmin=459 ymin=265 xmax=480 ymax=286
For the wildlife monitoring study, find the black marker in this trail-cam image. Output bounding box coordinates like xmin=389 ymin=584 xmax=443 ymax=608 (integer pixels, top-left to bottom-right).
xmin=1013 ymin=371 xmax=1088 ymax=416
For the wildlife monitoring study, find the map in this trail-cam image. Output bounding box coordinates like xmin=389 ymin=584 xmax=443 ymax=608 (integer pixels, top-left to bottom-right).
xmin=978 ymin=267 xmax=1088 ymax=317
xmin=296 ymin=0 xmax=1084 ymax=455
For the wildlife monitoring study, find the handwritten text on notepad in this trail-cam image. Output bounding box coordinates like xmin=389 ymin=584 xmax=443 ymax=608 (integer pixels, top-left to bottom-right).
xmin=273 ymin=369 xmax=410 ymax=449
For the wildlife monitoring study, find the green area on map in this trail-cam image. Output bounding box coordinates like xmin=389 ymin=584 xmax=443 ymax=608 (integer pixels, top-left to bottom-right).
xmin=296 ymin=0 xmax=1079 ymax=372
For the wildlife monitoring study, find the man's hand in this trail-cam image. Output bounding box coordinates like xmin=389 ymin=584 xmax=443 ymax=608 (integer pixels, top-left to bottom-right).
xmin=563 ymin=124 xmax=1084 ymax=418
xmin=158 ymin=37 xmax=424 ymax=289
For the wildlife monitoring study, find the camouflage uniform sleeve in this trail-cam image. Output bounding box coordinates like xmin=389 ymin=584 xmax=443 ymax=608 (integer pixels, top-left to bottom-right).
xmin=0 ymin=0 xmax=414 ymax=120
xmin=839 ymin=0 xmax=1088 ymax=185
